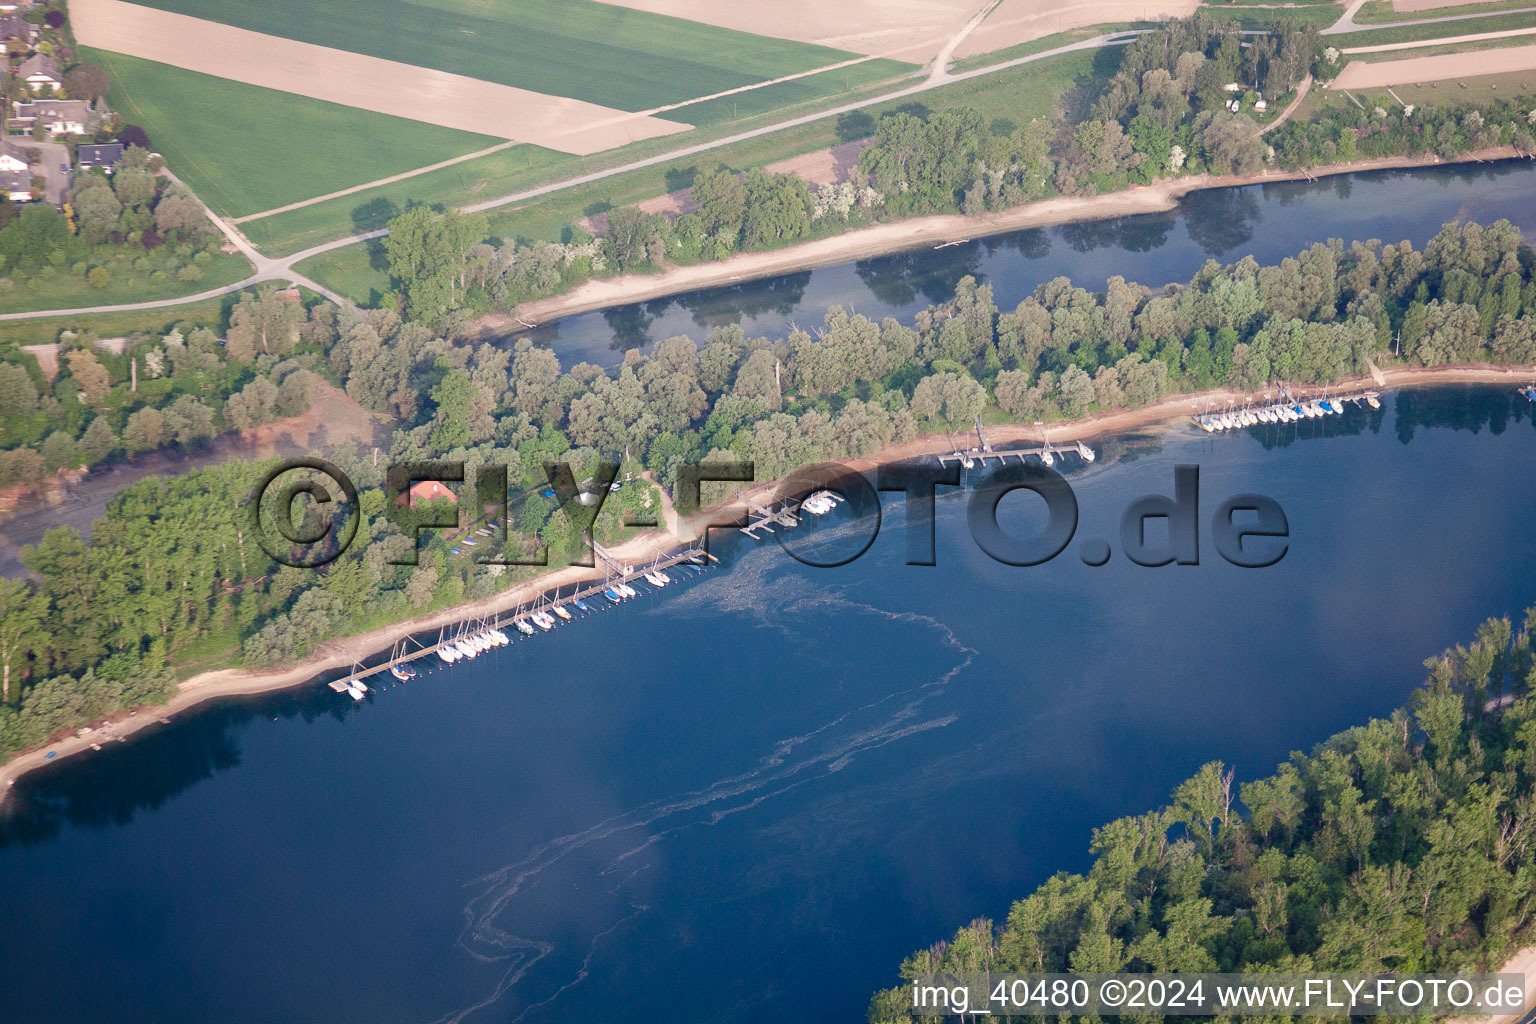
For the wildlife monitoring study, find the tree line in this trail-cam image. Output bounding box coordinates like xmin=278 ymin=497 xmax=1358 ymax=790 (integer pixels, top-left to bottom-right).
xmin=869 ymin=607 xmax=1536 ymax=1021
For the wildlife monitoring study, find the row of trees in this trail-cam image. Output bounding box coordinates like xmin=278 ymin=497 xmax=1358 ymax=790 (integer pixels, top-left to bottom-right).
xmin=0 ymin=285 xmax=320 ymax=490
xmin=869 ymin=608 xmax=1536 ymax=1020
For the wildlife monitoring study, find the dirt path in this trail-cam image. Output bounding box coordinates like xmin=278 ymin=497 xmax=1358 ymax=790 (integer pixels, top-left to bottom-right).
xmin=3 ymin=361 xmax=1530 ymax=802
xmin=1260 ymin=75 xmax=1312 ymax=135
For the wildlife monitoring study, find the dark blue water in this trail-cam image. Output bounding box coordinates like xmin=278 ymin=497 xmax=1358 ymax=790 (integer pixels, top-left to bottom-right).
xmin=521 ymin=161 xmax=1536 ymax=367
xmin=2 ymin=386 xmax=1535 ymax=1024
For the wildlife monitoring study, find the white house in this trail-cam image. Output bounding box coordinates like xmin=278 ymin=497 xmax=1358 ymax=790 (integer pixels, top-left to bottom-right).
xmin=0 ymin=141 xmax=31 ymax=200
xmin=17 ymin=52 xmax=59 ymax=92
xmin=11 ymin=98 xmax=90 ymax=134
xmin=0 ymin=139 xmax=28 ymax=171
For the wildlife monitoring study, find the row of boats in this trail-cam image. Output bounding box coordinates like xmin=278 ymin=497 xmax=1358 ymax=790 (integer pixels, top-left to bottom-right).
xmin=1196 ymin=393 xmax=1379 ymax=433
xmin=330 ymin=563 xmax=702 ymax=699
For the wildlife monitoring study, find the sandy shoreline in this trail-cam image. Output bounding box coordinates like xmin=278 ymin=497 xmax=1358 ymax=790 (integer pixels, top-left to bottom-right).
xmin=480 ymin=147 xmax=1532 ymax=333
xmin=2 ymin=362 xmax=1531 ymax=805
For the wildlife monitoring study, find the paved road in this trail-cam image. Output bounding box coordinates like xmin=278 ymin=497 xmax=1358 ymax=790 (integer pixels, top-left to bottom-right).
xmin=8 ymin=0 xmax=1535 ymax=323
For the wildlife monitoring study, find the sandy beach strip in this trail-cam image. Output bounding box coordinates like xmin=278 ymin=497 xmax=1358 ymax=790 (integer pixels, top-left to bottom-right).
xmin=2 ymin=362 xmax=1532 ymax=802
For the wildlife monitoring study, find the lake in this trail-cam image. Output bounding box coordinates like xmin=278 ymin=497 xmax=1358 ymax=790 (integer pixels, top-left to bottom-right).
xmin=2 ymin=384 xmax=1535 ymax=1024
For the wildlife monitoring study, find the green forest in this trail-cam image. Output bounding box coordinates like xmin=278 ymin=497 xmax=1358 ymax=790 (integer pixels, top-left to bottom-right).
xmin=869 ymin=608 xmax=1536 ymax=1021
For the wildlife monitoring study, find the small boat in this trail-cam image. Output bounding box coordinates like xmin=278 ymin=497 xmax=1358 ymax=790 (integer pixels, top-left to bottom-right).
xmin=462 ymin=537 xmax=478 ymax=546
xmin=1366 ymin=393 xmax=1381 ymax=409
xmin=347 ymin=685 xmax=366 ymax=701
xmin=574 ymin=598 xmax=589 ymax=611
xmin=645 ymin=572 xmax=667 ymax=587
xmin=455 ymin=639 xmax=476 ymax=659
xmin=605 ymin=588 xmax=622 ymax=603
xmin=438 ymin=647 xmax=456 ymax=664
xmin=452 ymin=547 xmax=463 ymax=555
xmin=553 ymin=605 xmax=572 ymax=620
xmin=619 ymin=583 xmax=638 ymax=598
xmin=390 ymin=664 xmax=410 ymax=681
xmin=1039 ymin=448 xmax=1054 ymax=467
xmin=491 ymin=629 xmax=510 ymax=645
xmin=516 ymin=619 xmax=535 ymax=635
xmin=533 ymin=613 xmax=553 ymax=630
xmin=690 ymin=564 xmax=704 ymax=573
xmin=1076 ymin=441 xmax=1096 ymax=462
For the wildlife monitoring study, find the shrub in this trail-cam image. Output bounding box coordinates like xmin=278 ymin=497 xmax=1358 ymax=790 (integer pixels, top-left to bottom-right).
xmin=87 ymin=267 xmax=110 ymax=288
xmin=176 ymin=263 xmax=202 ymax=282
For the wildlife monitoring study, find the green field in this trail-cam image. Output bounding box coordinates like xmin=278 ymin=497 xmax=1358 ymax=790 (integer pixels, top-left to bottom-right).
xmin=295 ymin=49 xmax=1104 ymax=304
xmin=238 ymin=145 xmax=575 ymax=255
xmin=1329 ymin=10 xmax=1536 ymax=47
xmin=665 ymin=59 xmax=917 ymax=126
xmin=0 ymin=250 xmax=253 ymax=316
xmin=86 ymin=47 xmax=501 ymax=218
xmin=1353 ymin=0 xmax=1536 ymax=23
xmin=0 ymin=293 xmax=249 ymax=347
xmin=130 ymin=0 xmax=885 ymax=112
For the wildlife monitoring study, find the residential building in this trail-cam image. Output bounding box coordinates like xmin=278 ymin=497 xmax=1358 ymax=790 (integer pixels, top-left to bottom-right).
xmin=0 ymin=12 xmax=37 ymax=46
xmin=397 ymin=480 xmax=459 ymax=508
xmin=0 ymin=137 xmax=28 ymax=171
xmin=77 ymin=142 xmax=123 ymax=173
xmin=17 ymin=52 xmax=59 ymax=92
xmin=11 ymin=98 xmax=90 ymax=135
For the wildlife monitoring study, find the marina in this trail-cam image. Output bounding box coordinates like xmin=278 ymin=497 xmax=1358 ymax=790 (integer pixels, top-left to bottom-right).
xmin=740 ymin=489 xmax=844 ymax=539
xmin=936 ymin=416 xmax=1097 ymax=469
xmin=1193 ymin=387 xmax=1381 ymax=433
xmin=325 ymin=545 xmax=710 ymax=698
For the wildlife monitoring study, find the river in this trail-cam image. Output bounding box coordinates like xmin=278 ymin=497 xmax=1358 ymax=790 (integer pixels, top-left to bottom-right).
xmin=3 ymin=164 xmax=1536 ymax=1024
xmin=514 ymin=160 xmax=1536 ymax=367
xmin=2 ymin=385 xmax=1534 ymax=1023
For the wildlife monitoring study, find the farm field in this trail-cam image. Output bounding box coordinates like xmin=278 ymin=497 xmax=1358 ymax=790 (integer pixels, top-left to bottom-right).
xmin=664 ymin=59 xmax=917 ymax=126
xmin=126 ymin=0 xmax=890 ymax=112
xmin=86 ymin=47 xmax=502 ymax=219
xmin=294 ymin=48 xmax=1104 ymax=303
xmin=1330 ymin=42 xmax=1536 ymax=87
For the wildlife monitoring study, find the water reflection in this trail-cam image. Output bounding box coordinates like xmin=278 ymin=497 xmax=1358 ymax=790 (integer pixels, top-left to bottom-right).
xmin=495 ymin=161 xmax=1536 ymax=369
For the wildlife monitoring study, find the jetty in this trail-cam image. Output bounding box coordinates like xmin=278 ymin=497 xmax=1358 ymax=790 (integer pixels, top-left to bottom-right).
xmin=325 ymin=545 xmax=709 ymax=696
xmin=935 ymin=441 xmax=1095 ymax=468
xmin=740 ymin=490 xmax=844 ymax=539
xmin=1194 ymin=386 xmax=1380 ymax=433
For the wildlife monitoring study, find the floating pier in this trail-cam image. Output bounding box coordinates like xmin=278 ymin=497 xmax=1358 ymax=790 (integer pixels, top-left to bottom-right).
xmin=739 ymin=490 xmax=843 ymax=539
xmin=328 ymin=545 xmax=710 ymax=698
xmin=935 ymin=442 xmax=1094 ymax=469
xmin=1194 ymin=388 xmax=1380 ymax=433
